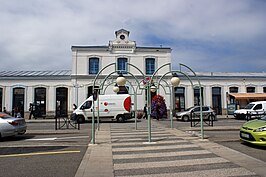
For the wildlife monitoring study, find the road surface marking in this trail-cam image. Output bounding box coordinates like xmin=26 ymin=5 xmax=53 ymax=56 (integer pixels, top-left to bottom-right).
xmin=0 ymin=150 xmax=80 ymax=158
xmin=26 ymin=135 xmax=90 ymax=141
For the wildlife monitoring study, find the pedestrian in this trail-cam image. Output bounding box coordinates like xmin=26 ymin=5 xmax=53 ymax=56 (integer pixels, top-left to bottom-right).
xmin=3 ymin=107 xmax=8 ymax=114
xmin=13 ymin=107 xmax=18 ymax=117
xmin=142 ymin=104 xmax=147 ymax=119
xmin=29 ymin=103 xmax=34 ymax=120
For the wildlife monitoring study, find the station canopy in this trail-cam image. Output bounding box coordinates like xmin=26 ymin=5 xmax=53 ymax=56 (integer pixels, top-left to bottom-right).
xmin=229 ymin=93 xmax=266 ymax=100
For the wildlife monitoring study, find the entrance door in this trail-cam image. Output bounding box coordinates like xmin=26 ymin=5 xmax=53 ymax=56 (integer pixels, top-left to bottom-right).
xmin=56 ymin=87 xmax=68 ymax=117
xmin=175 ymin=87 xmax=185 ymax=112
xmin=0 ymin=88 xmax=2 ymax=112
xmin=13 ymin=87 xmax=25 ymax=117
xmin=34 ymin=87 xmax=46 ymax=117
xmin=212 ymin=87 xmax=222 ymax=115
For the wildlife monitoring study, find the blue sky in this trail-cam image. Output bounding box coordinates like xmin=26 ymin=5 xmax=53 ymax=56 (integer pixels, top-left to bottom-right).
xmin=0 ymin=0 xmax=266 ymax=72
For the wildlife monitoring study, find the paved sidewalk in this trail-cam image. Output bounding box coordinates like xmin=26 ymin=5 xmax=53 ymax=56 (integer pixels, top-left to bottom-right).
xmin=75 ymin=120 xmax=266 ymax=177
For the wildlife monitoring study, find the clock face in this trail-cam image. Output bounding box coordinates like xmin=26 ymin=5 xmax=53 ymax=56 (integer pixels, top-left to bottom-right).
xmin=120 ymin=34 xmax=125 ymax=40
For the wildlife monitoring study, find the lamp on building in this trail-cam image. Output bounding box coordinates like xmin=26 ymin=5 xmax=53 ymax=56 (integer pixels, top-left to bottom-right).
xmin=150 ymin=83 xmax=157 ymax=93
xmin=171 ymin=73 xmax=180 ymax=87
xmin=116 ymin=73 xmax=126 ymax=86
xmin=113 ymin=84 xmax=120 ymax=93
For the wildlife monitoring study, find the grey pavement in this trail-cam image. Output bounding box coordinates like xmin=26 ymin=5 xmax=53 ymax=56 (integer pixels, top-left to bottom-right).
xmin=75 ymin=119 xmax=266 ymax=177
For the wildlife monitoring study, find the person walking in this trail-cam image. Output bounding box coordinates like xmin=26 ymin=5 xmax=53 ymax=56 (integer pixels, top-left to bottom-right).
xmin=143 ymin=104 xmax=148 ymax=119
xmin=29 ymin=103 xmax=34 ymax=120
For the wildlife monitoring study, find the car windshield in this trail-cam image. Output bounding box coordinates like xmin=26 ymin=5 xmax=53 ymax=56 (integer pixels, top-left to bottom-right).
xmin=0 ymin=113 xmax=12 ymax=119
xmin=244 ymin=103 xmax=255 ymax=109
xmin=185 ymin=107 xmax=195 ymax=111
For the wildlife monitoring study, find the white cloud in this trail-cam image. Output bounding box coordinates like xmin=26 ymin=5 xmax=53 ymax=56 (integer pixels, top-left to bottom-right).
xmin=0 ymin=0 xmax=265 ymax=72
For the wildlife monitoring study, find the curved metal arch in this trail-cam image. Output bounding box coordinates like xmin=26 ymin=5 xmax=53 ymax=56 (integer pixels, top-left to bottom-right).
xmin=157 ymin=79 xmax=171 ymax=95
xmin=157 ymin=70 xmax=194 ymax=88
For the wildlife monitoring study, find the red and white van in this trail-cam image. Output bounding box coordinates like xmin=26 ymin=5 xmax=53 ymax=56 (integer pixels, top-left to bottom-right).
xmin=72 ymin=94 xmax=132 ymax=123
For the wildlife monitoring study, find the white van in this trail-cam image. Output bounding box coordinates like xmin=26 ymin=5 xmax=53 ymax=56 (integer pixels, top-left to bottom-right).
xmin=72 ymin=94 xmax=132 ymax=123
xmin=234 ymin=101 xmax=266 ymax=119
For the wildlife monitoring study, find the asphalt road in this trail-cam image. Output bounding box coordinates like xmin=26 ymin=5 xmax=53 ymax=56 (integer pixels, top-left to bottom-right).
xmin=0 ymin=121 xmax=92 ymax=177
xmin=160 ymin=118 xmax=266 ymax=162
xmin=0 ymin=118 xmax=265 ymax=177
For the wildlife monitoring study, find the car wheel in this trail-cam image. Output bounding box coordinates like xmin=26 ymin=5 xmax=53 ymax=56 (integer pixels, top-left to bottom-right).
xmin=76 ymin=116 xmax=85 ymax=123
xmin=117 ymin=115 xmax=125 ymax=123
xmin=182 ymin=115 xmax=189 ymax=122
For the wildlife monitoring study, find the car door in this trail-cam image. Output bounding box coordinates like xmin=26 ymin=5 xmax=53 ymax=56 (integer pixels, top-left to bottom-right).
xmin=252 ymin=104 xmax=263 ymax=115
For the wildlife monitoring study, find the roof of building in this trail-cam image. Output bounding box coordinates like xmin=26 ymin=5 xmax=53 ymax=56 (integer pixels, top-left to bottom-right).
xmin=0 ymin=70 xmax=265 ymax=79
xmin=71 ymin=45 xmax=171 ymax=50
xmin=0 ymin=70 xmax=71 ymax=77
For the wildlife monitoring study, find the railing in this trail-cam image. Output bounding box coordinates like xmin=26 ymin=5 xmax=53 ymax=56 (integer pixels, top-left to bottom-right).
xmin=55 ymin=114 xmax=80 ymax=130
xmin=246 ymin=111 xmax=266 ymax=121
xmin=190 ymin=111 xmax=215 ymax=127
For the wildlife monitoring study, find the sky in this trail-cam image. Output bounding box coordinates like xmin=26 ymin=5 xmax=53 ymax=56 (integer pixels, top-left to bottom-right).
xmin=1 ymin=0 xmax=266 ymax=73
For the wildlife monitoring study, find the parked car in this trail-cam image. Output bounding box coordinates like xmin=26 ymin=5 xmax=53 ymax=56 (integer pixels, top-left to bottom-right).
xmin=0 ymin=112 xmax=27 ymax=138
xmin=240 ymin=115 xmax=266 ymax=146
xmin=176 ymin=106 xmax=216 ymax=122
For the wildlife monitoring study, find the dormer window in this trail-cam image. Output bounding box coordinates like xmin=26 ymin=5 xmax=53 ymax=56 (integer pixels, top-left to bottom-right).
xmin=109 ymin=29 xmax=136 ymax=53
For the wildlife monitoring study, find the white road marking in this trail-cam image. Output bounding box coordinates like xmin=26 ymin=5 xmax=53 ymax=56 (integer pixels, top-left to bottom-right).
xmin=26 ymin=135 xmax=90 ymax=141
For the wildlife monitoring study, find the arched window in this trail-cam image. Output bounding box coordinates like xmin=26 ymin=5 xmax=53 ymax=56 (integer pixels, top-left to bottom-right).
xmin=89 ymin=57 xmax=99 ymax=74
xmin=56 ymin=87 xmax=68 ymax=117
xmin=212 ymin=87 xmax=222 ymax=115
xmin=246 ymin=86 xmax=255 ymax=93
xmin=34 ymin=87 xmax=46 ymax=117
xmin=0 ymin=88 xmax=2 ymax=112
xmin=145 ymin=58 xmax=155 ymax=75
xmin=175 ymin=87 xmax=185 ymax=112
xmin=194 ymin=87 xmax=204 ymax=106
xmin=229 ymin=87 xmax=238 ymax=93
xmin=13 ymin=87 xmax=25 ymax=117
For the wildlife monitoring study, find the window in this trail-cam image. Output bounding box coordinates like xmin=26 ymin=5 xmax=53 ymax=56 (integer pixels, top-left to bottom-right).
xmin=82 ymin=101 xmax=92 ymax=109
xmin=145 ymin=58 xmax=155 ymax=75
xmin=212 ymin=87 xmax=222 ymax=115
xmin=246 ymin=86 xmax=255 ymax=93
xmin=0 ymin=88 xmax=2 ymax=112
xmin=34 ymin=87 xmax=46 ymax=117
xmin=117 ymin=57 xmax=128 ymax=74
xmin=263 ymin=87 xmax=266 ymax=93
xmin=89 ymin=57 xmax=99 ymax=74
xmin=175 ymin=87 xmax=185 ymax=112
xmin=254 ymin=104 xmax=262 ymax=110
xmin=229 ymin=87 xmax=238 ymax=93
xmin=194 ymin=87 xmax=204 ymax=106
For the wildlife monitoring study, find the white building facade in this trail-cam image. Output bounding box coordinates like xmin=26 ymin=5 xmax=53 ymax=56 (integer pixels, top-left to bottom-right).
xmin=0 ymin=29 xmax=266 ymax=118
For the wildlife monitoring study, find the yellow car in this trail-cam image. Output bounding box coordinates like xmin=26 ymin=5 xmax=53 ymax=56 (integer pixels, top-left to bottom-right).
xmin=240 ymin=116 xmax=266 ymax=146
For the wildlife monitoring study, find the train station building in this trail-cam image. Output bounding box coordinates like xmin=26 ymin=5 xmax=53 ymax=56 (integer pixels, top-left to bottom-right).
xmin=0 ymin=29 xmax=266 ymax=118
